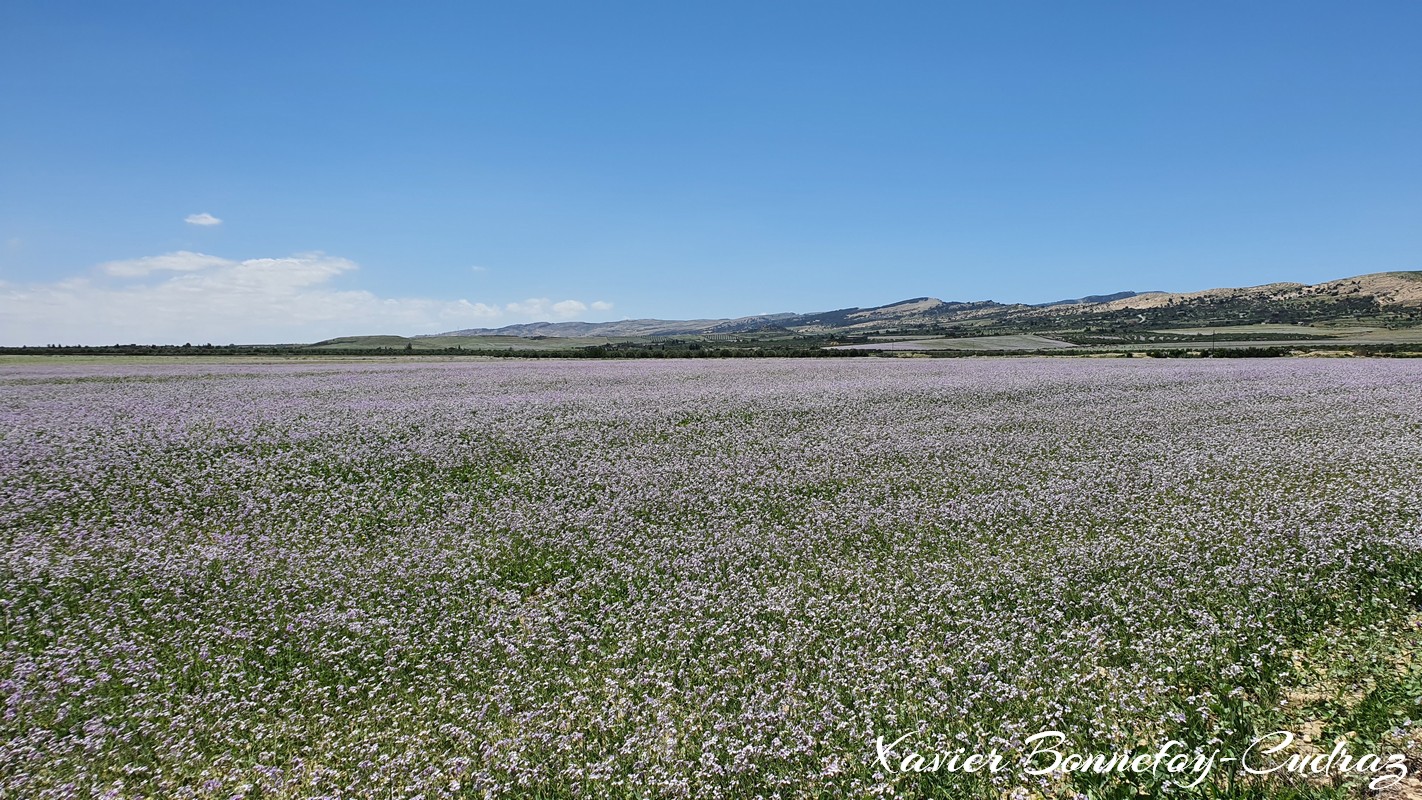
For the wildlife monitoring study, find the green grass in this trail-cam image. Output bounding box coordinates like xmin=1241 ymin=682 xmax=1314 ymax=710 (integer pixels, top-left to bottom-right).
xmin=832 ymin=334 xmax=1078 ymax=351
xmin=305 ymin=334 xmax=658 ymax=351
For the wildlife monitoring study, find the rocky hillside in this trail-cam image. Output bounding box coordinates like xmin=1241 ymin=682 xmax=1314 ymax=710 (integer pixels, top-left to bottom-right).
xmin=429 ymin=271 xmax=1422 ymax=338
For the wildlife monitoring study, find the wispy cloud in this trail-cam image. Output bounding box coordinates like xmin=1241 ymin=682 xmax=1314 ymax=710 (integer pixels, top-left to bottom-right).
xmin=101 ymin=251 xmax=232 ymax=277
xmin=1 ymin=252 xmax=615 ymax=345
xmin=184 ymin=212 xmax=223 ymax=226
xmin=505 ymin=297 xmax=604 ymax=319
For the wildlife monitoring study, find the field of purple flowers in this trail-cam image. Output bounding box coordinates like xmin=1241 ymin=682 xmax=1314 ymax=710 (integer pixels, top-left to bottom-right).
xmin=3 ymin=358 xmax=1421 ymax=799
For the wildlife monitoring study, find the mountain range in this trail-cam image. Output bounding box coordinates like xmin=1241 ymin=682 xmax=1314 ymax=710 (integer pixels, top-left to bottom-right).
xmin=426 ymin=271 xmax=1422 ymax=339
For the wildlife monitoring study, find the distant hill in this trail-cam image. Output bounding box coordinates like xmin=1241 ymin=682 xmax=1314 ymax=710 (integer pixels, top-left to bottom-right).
xmin=433 ymin=297 xmax=1027 ymax=338
xmin=1074 ymin=272 xmax=1422 ymax=312
xmin=1036 ymin=291 xmax=1145 ymax=307
xmin=417 ymin=271 xmax=1422 ymax=339
xmin=435 ymin=313 xmax=800 ymax=338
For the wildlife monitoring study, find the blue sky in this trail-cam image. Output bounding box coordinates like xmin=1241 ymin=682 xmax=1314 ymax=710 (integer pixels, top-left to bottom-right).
xmin=2 ymin=1 xmax=1420 ymax=344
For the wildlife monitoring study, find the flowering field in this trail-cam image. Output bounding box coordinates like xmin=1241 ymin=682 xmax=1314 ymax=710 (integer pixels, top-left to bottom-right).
xmin=3 ymin=358 xmax=1421 ymax=799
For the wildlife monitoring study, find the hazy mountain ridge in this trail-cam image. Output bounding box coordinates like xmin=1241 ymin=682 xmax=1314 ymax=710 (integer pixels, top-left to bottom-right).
xmin=1036 ymin=291 xmax=1145 ymax=307
xmin=1081 ymin=272 xmax=1422 ymax=312
xmin=425 ymin=272 xmax=1422 ymax=339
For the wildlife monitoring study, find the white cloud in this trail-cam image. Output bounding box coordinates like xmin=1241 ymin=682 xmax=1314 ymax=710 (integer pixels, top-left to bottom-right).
xmin=0 ymin=251 xmax=616 ymax=345
xmin=184 ymin=213 xmax=222 ymax=226
xmin=591 ymin=300 xmax=614 ymax=311
xmin=503 ymin=298 xmax=545 ymax=317
xmin=505 ymin=297 xmax=599 ymax=319
xmin=101 ymin=251 xmax=232 ymax=277
xmin=470 ymin=265 xmax=488 ymax=273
